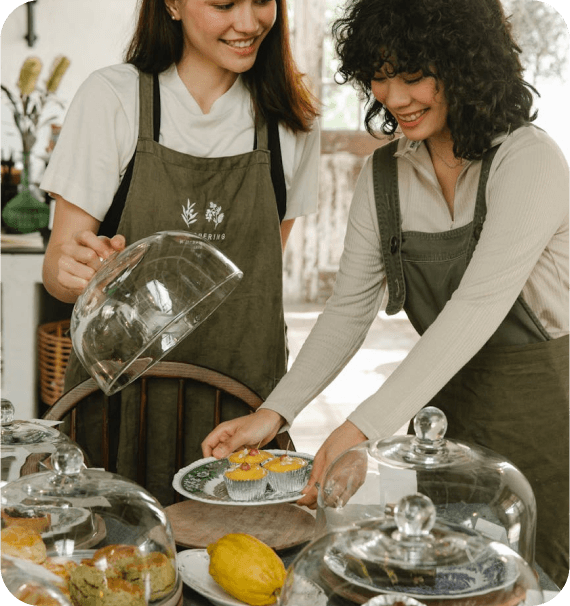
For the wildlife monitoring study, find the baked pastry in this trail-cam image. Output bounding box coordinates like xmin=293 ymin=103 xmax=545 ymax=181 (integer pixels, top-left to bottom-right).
xmin=228 ymin=447 xmax=273 ymax=465
xmin=1 ymin=526 xmax=47 ymax=564
xmin=69 ymin=561 xmax=145 ymax=606
xmin=1 ymin=506 xmax=52 ymax=534
xmin=90 ymin=544 xmax=143 ymax=574
xmin=224 ymin=462 xmax=268 ymax=501
xmin=14 ymin=584 xmax=64 ymax=606
xmin=263 ymin=455 xmax=309 ymax=493
xmin=42 ymin=556 xmax=78 ymax=595
xmin=123 ymin=551 xmax=177 ymax=600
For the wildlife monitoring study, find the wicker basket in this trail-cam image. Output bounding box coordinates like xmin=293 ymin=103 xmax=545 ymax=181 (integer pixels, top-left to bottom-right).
xmin=38 ymin=319 xmax=73 ymax=406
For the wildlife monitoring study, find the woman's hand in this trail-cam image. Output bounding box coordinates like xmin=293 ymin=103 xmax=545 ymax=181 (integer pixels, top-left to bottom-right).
xmin=201 ymin=409 xmax=286 ymax=459
xmin=55 ymin=230 xmax=125 ymax=298
xmin=43 ymin=196 xmax=126 ymax=303
xmin=296 ymin=420 xmax=368 ymax=509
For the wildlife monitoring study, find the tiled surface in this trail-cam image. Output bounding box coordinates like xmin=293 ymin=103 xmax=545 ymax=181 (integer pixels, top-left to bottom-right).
xmin=284 ymin=304 xmax=419 ymax=455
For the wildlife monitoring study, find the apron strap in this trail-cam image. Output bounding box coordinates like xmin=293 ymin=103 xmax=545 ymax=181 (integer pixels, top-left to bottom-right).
xmin=98 ymin=72 xmax=158 ymax=238
xmin=373 ymin=139 xmax=406 ymax=315
xmin=254 ymin=114 xmax=287 ymax=223
xmin=466 ymin=144 xmax=500 ymax=262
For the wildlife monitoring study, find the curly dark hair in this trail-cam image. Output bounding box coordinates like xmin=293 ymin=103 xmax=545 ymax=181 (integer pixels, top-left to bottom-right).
xmin=333 ymin=0 xmax=538 ymax=159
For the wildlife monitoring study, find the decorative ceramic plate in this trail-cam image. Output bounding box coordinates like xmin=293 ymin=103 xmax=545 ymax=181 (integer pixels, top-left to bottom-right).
xmin=323 ymin=548 xmax=519 ymax=599
xmin=177 ymin=549 xmax=248 ymax=606
xmin=172 ymin=450 xmax=313 ymax=505
xmin=177 ymin=550 xmax=327 ymax=606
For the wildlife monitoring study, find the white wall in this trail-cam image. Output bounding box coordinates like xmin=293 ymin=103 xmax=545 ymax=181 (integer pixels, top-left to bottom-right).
xmin=1 ymin=0 xmax=138 ymax=173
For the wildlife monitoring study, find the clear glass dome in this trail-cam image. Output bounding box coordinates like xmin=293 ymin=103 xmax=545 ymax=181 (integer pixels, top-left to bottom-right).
xmin=1 ymin=399 xmax=79 ymax=484
xmin=1 ymin=443 xmax=181 ymax=606
xmin=2 ymin=554 xmax=73 ymax=605
xmin=316 ymin=407 xmax=536 ymax=566
xmin=283 ymin=493 xmax=544 ymax=606
xmin=71 ymin=231 xmax=243 ymax=395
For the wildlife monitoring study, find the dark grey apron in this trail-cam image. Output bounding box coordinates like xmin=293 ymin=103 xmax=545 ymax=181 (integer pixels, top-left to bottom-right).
xmin=64 ymin=72 xmax=288 ymax=505
xmin=373 ymin=139 xmax=569 ymax=588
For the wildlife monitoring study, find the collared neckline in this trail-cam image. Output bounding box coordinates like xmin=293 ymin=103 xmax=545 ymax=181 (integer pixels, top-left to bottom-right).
xmin=394 ymin=131 xmax=510 ymax=158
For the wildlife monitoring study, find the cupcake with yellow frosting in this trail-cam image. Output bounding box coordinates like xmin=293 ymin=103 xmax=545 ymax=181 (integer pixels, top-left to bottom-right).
xmin=223 ymin=462 xmax=268 ymax=501
xmin=227 ymin=447 xmax=273 ymax=465
xmin=263 ymin=455 xmax=309 ymax=493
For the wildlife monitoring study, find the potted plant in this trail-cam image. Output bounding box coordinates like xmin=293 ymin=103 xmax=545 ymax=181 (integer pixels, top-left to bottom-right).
xmin=1 ymin=55 xmax=70 ymax=234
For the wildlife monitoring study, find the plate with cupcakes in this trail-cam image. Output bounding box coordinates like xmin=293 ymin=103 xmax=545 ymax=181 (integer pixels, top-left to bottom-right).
xmin=172 ymin=448 xmax=314 ymax=506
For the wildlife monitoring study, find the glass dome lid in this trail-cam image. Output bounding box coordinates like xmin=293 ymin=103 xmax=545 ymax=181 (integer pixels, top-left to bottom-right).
xmin=317 ymin=407 xmax=537 ymax=566
xmin=1 ymin=399 xmax=61 ymax=446
xmin=1 ymin=399 xmax=78 ymax=485
xmin=71 ymin=230 xmax=243 ymax=396
xmin=282 ymin=493 xmax=544 ymax=606
xmin=1 ymin=443 xmax=181 ymax=606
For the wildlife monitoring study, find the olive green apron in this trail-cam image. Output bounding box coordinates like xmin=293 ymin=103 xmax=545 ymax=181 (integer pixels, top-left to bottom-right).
xmin=373 ymin=139 xmax=569 ymax=588
xmin=64 ymin=71 xmax=288 ymax=505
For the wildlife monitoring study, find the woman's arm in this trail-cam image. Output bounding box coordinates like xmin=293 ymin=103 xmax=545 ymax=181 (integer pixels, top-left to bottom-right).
xmin=201 ymin=156 xmax=387 ymax=460
xmin=280 ymin=218 xmax=295 ymax=251
xmin=43 ymin=195 xmax=125 ymax=303
xmin=348 ymin=127 xmax=569 ymax=440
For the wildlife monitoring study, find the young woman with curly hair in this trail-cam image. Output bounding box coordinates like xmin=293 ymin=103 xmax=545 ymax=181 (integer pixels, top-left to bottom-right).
xmin=41 ymin=0 xmax=319 ymax=506
xmin=203 ymin=0 xmax=568 ymax=586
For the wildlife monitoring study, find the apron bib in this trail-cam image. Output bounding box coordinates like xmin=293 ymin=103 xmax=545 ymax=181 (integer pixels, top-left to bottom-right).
xmin=373 ymin=139 xmax=569 ymax=587
xmin=64 ymin=72 xmax=288 ymax=505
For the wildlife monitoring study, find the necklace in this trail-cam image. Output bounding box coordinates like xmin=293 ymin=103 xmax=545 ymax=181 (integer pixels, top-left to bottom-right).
xmin=428 ymin=143 xmax=464 ymax=169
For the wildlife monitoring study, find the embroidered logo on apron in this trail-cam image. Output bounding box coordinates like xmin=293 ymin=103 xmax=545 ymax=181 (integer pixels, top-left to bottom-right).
xmin=180 ymin=199 xmax=227 ymax=241
xmin=181 ymin=199 xmax=198 ymax=226
xmin=206 ymin=202 xmax=224 ymax=229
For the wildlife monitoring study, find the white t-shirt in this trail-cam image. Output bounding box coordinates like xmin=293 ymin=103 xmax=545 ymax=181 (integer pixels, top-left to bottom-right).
xmin=261 ymin=125 xmax=569 ymax=440
xmin=40 ymin=63 xmax=320 ymax=222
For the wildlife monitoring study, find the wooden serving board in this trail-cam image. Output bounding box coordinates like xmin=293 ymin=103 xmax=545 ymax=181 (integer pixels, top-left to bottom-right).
xmin=164 ymin=500 xmax=316 ymax=552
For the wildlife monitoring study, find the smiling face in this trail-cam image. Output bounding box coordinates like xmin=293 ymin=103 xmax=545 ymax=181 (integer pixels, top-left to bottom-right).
xmin=371 ymin=67 xmax=450 ymax=142
xmin=166 ymin=0 xmax=277 ymax=76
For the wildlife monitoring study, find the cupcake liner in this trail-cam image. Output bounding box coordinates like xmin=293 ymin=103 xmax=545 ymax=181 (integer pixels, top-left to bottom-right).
xmin=265 ymin=464 xmax=309 ymax=494
xmin=223 ymin=475 xmax=268 ymax=501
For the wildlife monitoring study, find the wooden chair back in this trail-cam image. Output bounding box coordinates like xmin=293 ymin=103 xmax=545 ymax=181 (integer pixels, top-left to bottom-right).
xmin=42 ymin=361 xmax=293 ymax=494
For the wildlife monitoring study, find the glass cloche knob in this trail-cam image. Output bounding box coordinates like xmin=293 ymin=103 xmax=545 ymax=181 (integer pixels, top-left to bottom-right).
xmin=413 ymin=406 xmax=447 ymax=443
xmin=394 ymin=493 xmax=436 ymax=539
xmin=51 ymin=443 xmax=84 ymax=476
xmin=1 ymin=398 xmax=15 ymax=425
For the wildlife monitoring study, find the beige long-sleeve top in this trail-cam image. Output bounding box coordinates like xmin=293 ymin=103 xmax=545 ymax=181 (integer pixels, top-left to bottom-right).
xmin=262 ymin=125 xmax=569 ymax=440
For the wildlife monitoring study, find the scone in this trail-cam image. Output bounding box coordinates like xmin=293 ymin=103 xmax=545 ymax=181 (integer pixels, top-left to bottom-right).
xmin=1 ymin=526 xmax=47 ymax=564
xmin=14 ymin=584 xmax=65 ymax=606
xmin=1 ymin=507 xmax=52 ymax=534
xmin=42 ymin=557 xmax=78 ymax=599
xmin=90 ymin=544 xmax=143 ymax=576
xmin=123 ymin=552 xmax=177 ymax=600
xmin=69 ymin=561 xmax=145 ymax=606
xmin=227 ymin=447 xmax=273 ymax=465
xmin=263 ymin=455 xmax=309 ymax=493
xmin=223 ymin=462 xmax=268 ymax=501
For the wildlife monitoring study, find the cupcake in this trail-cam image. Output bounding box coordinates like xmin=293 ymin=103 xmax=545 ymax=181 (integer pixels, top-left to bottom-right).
xmin=227 ymin=447 xmax=273 ymax=465
xmin=263 ymin=455 xmax=309 ymax=493
xmin=223 ymin=462 xmax=268 ymax=501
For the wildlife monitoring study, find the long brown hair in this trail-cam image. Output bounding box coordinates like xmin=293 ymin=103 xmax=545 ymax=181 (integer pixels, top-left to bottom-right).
xmin=125 ymin=0 xmax=319 ymax=133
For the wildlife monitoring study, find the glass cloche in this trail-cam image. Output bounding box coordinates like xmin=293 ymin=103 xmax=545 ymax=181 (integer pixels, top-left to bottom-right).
xmin=0 ymin=443 xmax=181 ymax=606
xmin=316 ymin=407 xmax=536 ymax=566
xmin=1 ymin=554 xmax=72 ymax=605
xmin=1 ymin=399 xmax=81 ymax=484
xmin=282 ymin=493 xmax=544 ymax=606
xmin=71 ymin=230 xmax=243 ymax=395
